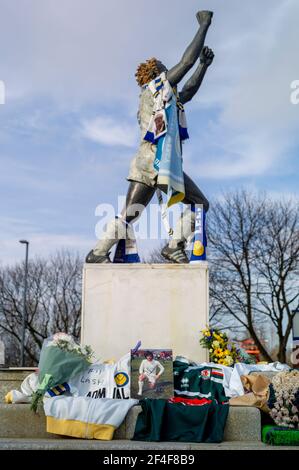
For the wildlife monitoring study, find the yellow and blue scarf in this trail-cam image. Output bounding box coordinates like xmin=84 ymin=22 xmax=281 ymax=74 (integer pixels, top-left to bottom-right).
xmin=144 ymin=73 xmax=188 ymax=207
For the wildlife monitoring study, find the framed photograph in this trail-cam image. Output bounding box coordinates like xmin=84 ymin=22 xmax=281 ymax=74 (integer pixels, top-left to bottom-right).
xmin=130 ymin=349 xmax=173 ymax=399
xmin=153 ymin=110 xmax=167 ymax=139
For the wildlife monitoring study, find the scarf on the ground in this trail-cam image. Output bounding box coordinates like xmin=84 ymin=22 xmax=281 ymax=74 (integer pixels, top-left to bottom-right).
xmin=144 ymin=72 xmax=188 ymax=207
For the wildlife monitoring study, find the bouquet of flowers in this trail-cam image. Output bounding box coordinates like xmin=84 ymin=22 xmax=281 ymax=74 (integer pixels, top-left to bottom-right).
xmin=200 ymin=327 xmax=255 ymax=366
xmin=31 ymin=333 xmax=94 ymax=412
xmin=268 ymin=370 xmax=299 ymax=428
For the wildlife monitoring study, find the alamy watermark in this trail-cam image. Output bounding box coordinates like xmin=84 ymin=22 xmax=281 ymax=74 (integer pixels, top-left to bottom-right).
xmin=0 ymin=80 xmax=5 ymax=104
xmin=94 ymin=197 xmax=198 ymax=241
xmin=290 ymin=80 xmax=299 ymax=104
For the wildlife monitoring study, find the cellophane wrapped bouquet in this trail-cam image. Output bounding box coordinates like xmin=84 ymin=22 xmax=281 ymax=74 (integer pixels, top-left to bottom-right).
xmin=31 ymin=333 xmax=93 ymax=412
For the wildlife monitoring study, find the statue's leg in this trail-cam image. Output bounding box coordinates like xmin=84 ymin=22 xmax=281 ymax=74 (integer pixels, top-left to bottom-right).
xmin=161 ymin=173 xmax=209 ymax=263
xmin=86 ymin=181 xmax=155 ymax=263
xmin=181 ymin=172 xmax=209 ymax=211
xmin=121 ymin=181 xmax=156 ymax=223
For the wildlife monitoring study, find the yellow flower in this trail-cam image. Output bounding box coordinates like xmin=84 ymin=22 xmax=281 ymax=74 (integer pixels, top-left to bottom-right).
xmin=214 ymin=333 xmax=223 ymax=342
xmin=203 ymin=329 xmax=211 ymax=337
xmin=214 ymin=348 xmax=223 ymax=358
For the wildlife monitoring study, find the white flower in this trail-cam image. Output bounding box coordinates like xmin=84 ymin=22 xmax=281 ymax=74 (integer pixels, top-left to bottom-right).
xmin=53 ymin=333 xmax=73 ymax=344
xmin=270 ymin=370 xmax=299 ymax=427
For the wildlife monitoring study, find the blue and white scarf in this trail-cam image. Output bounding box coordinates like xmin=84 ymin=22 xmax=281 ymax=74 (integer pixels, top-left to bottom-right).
xmin=144 ymin=73 xmax=188 ymax=207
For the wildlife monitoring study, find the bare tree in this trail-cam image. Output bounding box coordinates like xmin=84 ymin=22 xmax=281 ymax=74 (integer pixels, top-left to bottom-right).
xmin=208 ymin=191 xmax=299 ymax=363
xmin=0 ymin=250 xmax=83 ymax=366
xmin=254 ymin=200 xmax=299 ymax=362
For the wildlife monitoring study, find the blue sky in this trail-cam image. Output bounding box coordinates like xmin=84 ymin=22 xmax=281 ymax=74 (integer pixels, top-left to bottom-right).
xmin=0 ymin=0 xmax=298 ymax=264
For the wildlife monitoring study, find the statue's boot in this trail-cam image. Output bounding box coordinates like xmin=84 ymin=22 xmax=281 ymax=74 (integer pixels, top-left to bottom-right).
xmin=196 ymin=11 xmax=213 ymax=26
xmin=161 ymin=241 xmax=189 ymax=264
xmin=161 ymin=208 xmax=195 ymax=264
xmin=85 ymin=217 xmax=127 ymax=264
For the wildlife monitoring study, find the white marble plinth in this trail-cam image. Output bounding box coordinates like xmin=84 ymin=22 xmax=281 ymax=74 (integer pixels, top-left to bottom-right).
xmin=81 ymin=264 xmax=209 ymax=363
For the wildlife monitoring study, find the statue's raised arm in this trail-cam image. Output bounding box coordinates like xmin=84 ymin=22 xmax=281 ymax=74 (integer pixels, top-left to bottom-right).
xmin=179 ymin=46 xmax=214 ymax=104
xmin=167 ymin=11 xmax=213 ymax=87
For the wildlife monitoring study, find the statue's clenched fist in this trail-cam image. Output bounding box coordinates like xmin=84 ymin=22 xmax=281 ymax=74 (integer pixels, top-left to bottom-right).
xmin=200 ymin=46 xmax=214 ymax=66
xmin=196 ymin=11 xmax=213 ymax=26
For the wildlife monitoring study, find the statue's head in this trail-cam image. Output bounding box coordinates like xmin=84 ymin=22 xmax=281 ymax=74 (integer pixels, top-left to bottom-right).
xmin=135 ymin=58 xmax=168 ymax=87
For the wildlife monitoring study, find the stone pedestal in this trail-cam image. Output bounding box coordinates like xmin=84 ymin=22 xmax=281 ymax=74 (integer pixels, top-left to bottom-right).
xmin=81 ymin=263 xmax=209 ymax=363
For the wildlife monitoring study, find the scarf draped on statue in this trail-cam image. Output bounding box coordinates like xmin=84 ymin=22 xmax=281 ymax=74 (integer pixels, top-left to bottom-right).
xmin=144 ymin=72 xmax=188 ymax=207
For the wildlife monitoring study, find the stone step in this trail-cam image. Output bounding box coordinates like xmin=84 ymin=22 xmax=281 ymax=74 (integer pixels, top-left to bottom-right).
xmin=114 ymin=405 xmax=261 ymax=441
xmin=0 ymin=404 xmax=57 ymax=439
xmin=0 ymin=404 xmax=261 ymax=441
xmin=0 ymin=369 xmax=36 ymax=402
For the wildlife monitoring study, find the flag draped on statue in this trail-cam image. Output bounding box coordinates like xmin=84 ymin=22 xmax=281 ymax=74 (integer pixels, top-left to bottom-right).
xmin=144 ymin=72 xmax=188 ymax=208
xmin=154 ymin=100 xmax=185 ymax=207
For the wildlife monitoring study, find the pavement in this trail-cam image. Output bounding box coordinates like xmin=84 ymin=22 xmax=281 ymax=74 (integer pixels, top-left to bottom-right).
xmin=0 ymin=437 xmax=297 ymax=450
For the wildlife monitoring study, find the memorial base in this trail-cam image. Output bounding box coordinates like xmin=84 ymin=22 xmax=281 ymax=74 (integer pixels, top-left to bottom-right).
xmin=81 ymin=263 xmax=209 ymax=363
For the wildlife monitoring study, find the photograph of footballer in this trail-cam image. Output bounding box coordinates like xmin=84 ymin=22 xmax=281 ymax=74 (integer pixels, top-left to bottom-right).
xmin=130 ymin=349 xmax=173 ymax=399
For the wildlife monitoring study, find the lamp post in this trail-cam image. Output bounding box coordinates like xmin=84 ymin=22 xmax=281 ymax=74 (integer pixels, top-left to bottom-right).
xmin=19 ymin=240 xmax=29 ymax=367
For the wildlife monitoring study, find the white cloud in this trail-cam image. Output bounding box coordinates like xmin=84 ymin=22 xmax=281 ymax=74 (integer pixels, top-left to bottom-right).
xmin=81 ymin=116 xmax=138 ymax=147
xmin=0 ymin=0 xmax=284 ymax=104
xmin=0 ymin=233 xmax=94 ymax=266
xmin=186 ymin=0 xmax=299 ymax=181
xmin=186 ymin=123 xmax=293 ymax=180
xmin=0 ymin=216 xmax=93 ymax=266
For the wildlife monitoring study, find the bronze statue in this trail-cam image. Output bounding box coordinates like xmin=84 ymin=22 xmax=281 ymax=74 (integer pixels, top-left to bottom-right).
xmin=86 ymin=11 xmax=214 ymax=264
